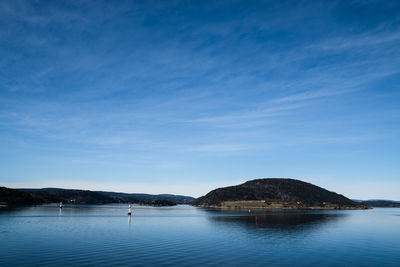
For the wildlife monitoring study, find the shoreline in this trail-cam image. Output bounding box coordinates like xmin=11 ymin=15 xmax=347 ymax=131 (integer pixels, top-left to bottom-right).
xmin=194 ymin=205 xmax=371 ymax=210
xmin=194 ymin=200 xmax=370 ymax=210
xmin=195 ymin=206 xmax=371 ymax=210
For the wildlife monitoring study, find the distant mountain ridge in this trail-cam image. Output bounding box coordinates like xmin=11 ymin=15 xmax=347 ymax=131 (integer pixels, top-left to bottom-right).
xmin=0 ymin=187 xmax=44 ymax=206
xmin=359 ymin=200 xmax=400 ymax=207
xmin=353 ymin=199 xmax=400 ymax=203
xmin=0 ymin=187 xmax=195 ymax=206
xmin=193 ymin=178 xmax=366 ymax=209
xmin=93 ymin=191 xmax=194 ymax=204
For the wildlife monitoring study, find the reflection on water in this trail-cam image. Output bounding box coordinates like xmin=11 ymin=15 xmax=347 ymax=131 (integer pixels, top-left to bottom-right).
xmin=208 ymin=211 xmax=345 ymax=229
xmin=203 ymin=210 xmax=347 ymax=242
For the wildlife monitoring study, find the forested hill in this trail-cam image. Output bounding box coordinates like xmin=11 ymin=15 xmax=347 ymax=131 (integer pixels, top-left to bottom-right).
xmin=192 ymin=178 xmax=359 ymax=207
xmin=0 ymin=187 xmax=194 ymax=206
xmin=0 ymin=187 xmax=45 ymax=206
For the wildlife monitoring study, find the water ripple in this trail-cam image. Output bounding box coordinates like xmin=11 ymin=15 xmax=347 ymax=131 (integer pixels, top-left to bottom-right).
xmin=0 ymin=205 xmax=399 ymax=266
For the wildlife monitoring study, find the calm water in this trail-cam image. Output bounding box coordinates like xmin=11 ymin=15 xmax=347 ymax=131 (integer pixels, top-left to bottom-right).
xmin=0 ymin=205 xmax=399 ymax=266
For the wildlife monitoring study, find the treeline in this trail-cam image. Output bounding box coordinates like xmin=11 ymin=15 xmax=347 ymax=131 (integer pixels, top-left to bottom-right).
xmin=0 ymin=187 xmax=194 ymax=206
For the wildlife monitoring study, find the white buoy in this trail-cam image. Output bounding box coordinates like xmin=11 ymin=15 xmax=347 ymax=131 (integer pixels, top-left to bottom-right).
xmin=59 ymin=202 xmax=63 ymax=209
xmin=128 ymin=203 xmax=132 ymax=216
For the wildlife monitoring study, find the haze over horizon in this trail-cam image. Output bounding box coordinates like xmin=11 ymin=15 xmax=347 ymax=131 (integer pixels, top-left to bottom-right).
xmin=1 ymin=0 xmax=399 ymax=199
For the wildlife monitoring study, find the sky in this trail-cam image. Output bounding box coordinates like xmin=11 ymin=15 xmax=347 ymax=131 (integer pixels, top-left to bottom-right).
xmin=0 ymin=0 xmax=399 ymax=199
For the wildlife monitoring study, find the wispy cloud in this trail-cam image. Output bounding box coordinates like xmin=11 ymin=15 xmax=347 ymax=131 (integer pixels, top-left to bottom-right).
xmin=313 ymin=29 xmax=400 ymax=51
xmin=188 ymin=144 xmax=255 ymax=153
xmin=190 ymin=104 xmax=304 ymax=124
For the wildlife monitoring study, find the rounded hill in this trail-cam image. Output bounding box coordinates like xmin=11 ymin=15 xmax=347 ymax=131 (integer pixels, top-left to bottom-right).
xmin=193 ymin=178 xmax=358 ymax=208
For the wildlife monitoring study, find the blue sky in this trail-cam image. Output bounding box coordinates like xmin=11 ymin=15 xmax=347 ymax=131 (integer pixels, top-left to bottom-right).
xmin=1 ymin=0 xmax=399 ymax=199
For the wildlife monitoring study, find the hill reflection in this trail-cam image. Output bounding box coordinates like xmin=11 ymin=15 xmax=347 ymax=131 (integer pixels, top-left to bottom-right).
xmin=204 ymin=210 xmax=348 ymax=235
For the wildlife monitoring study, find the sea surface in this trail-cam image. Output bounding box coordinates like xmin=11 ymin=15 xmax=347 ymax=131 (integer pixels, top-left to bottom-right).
xmin=0 ymin=204 xmax=399 ymax=266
